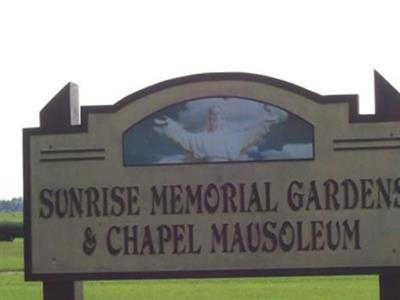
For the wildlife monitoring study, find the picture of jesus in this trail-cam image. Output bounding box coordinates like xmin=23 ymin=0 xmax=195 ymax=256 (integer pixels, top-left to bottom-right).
xmin=154 ymin=105 xmax=283 ymax=162
xmin=123 ymin=97 xmax=313 ymax=166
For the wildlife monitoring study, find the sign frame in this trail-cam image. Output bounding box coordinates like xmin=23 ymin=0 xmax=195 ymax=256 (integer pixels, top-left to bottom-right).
xmin=23 ymin=71 xmax=400 ymax=283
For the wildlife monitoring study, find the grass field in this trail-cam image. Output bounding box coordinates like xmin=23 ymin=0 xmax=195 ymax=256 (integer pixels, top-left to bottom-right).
xmin=0 ymin=211 xmax=23 ymax=223
xmin=0 ymin=273 xmax=379 ymax=300
xmin=0 ymin=239 xmax=23 ymax=271
xmin=0 ymin=212 xmax=380 ymax=299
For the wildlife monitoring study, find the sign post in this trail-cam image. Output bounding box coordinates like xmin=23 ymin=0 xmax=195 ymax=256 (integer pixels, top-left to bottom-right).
xmin=43 ymin=282 xmax=82 ymax=300
xmin=24 ymin=71 xmax=400 ymax=299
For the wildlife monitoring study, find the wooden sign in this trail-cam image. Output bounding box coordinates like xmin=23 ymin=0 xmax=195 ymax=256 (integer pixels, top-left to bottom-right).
xmin=23 ymin=72 xmax=400 ymax=299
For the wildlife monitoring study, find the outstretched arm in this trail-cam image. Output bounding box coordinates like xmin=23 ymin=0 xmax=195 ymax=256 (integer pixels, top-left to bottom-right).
xmin=237 ymin=120 xmax=271 ymax=153
xmin=237 ymin=105 xmax=287 ymax=153
xmin=154 ymin=117 xmax=205 ymax=159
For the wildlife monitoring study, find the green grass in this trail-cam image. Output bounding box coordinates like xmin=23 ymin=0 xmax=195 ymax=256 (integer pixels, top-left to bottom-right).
xmin=0 ymin=273 xmax=41 ymax=299
xmin=84 ymin=276 xmax=378 ymax=300
xmin=0 ymin=238 xmax=23 ymax=271
xmin=0 ymin=273 xmax=379 ymax=300
xmin=0 ymin=212 xmax=23 ymax=223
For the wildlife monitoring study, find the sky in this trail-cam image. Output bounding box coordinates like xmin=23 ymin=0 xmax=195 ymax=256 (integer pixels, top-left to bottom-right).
xmin=0 ymin=0 xmax=399 ymax=199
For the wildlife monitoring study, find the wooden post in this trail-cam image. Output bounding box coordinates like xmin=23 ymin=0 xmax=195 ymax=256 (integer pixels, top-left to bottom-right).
xmin=380 ymin=275 xmax=400 ymax=300
xmin=43 ymin=281 xmax=83 ymax=300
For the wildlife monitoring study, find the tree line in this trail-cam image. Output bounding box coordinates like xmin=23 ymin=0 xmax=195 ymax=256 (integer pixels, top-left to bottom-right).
xmin=0 ymin=197 xmax=23 ymax=212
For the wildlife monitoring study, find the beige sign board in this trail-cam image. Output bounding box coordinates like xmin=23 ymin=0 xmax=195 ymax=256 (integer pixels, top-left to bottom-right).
xmin=24 ymin=73 xmax=400 ymax=281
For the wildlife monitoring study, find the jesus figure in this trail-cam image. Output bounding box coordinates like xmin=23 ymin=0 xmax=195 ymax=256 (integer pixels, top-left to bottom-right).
xmin=154 ymin=104 xmax=282 ymax=162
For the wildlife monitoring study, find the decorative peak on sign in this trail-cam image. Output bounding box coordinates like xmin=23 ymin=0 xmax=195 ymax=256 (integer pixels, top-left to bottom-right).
xmin=39 ymin=82 xmax=80 ymax=131
xmin=374 ymin=70 xmax=400 ymax=121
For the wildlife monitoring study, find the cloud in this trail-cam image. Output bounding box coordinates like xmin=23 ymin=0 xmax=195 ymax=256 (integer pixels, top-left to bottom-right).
xmin=261 ymin=143 xmax=313 ymax=159
xmin=156 ymin=154 xmax=186 ymax=164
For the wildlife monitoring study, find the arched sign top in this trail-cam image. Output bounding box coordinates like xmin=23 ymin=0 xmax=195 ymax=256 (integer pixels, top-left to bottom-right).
xmin=114 ymin=72 xmax=326 ymax=109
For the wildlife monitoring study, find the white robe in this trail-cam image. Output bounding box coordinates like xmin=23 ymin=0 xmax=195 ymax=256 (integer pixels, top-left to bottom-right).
xmin=160 ymin=118 xmax=270 ymax=162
